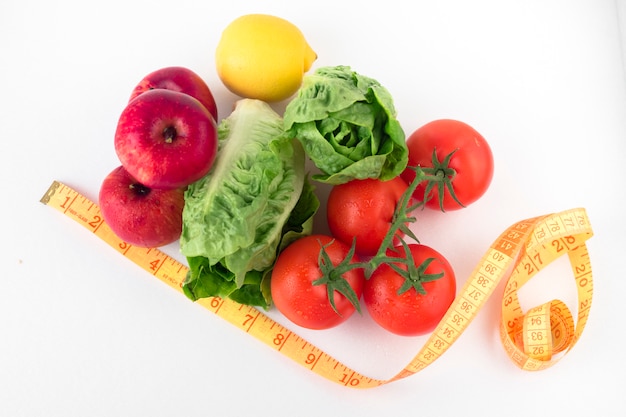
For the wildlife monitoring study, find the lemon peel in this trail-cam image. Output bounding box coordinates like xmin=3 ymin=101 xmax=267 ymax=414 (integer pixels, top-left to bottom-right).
xmin=215 ymin=14 xmax=317 ymax=102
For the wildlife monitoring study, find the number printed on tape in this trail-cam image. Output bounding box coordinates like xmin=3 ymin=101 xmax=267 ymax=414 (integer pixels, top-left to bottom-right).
xmin=41 ymin=181 xmax=595 ymax=388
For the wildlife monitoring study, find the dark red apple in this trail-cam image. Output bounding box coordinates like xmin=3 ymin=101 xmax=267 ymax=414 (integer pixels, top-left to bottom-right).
xmin=99 ymin=165 xmax=185 ymax=248
xmin=129 ymin=66 xmax=218 ymax=122
xmin=114 ymin=88 xmax=218 ymax=190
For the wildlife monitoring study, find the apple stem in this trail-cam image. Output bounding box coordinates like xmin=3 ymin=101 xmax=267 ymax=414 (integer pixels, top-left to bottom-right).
xmin=162 ymin=125 xmax=177 ymax=144
xmin=129 ymin=183 xmax=150 ymax=196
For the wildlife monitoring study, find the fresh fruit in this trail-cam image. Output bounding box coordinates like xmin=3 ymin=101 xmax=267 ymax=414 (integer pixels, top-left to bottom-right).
xmin=326 ymin=176 xmax=411 ymax=257
xmin=400 ymin=119 xmax=494 ymax=211
xmin=363 ymin=243 xmax=456 ymax=336
xmin=128 ymin=66 xmax=218 ymax=122
xmin=215 ymin=14 xmax=317 ymax=102
xmin=98 ymin=165 xmax=185 ymax=248
xmin=271 ymin=234 xmax=365 ymax=330
xmin=114 ymin=88 xmax=218 ymax=190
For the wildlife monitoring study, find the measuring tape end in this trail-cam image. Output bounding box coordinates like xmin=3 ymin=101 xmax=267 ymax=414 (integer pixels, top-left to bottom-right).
xmin=40 ymin=180 xmax=62 ymax=205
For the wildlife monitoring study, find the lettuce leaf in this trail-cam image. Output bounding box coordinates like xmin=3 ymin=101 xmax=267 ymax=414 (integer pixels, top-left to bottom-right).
xmin=179 ymin=99 xmax=318 ymax=308
xmin=283 ymin=65 xmax=408 ymax=185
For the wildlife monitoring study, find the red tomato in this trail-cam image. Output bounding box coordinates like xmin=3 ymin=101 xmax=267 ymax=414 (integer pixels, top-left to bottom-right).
xmin=271 ymin=235 xmax=365 ymax=330
xmin=326 ymin=177 xmax=410 ymax=257
xmin=363 ymin=243 xmax=456 ymax=336
xmin=400 ymin=119 xmax=494 ymax=211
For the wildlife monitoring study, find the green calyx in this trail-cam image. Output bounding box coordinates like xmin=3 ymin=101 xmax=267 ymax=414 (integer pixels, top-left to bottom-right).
xmin=313 ymin=238 xmax=363 ymax=315
xmin=388 ymin=239 xmax=444 ymax=296
xmin=421 ymin=148 xmax=465 ymax=211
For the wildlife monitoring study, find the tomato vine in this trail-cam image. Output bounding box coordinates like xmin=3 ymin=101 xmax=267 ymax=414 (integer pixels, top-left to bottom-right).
xmin=314 ymin=166 xmax=446 ymax=311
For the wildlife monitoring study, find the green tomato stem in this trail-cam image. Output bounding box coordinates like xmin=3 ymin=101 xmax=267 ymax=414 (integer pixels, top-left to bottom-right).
xmin=419 ymin=148 xmax=465 ymax=211
xmin=312 ymin=165 xmax=448 ymax=314
xmin=364 ymin=166 xmax=425 ymax=277
xmin=313 ymin=238 xmax=363 ymax=315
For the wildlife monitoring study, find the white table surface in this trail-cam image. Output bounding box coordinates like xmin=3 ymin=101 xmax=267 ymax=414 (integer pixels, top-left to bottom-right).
xmin=2 ymin=1 xmax=625 ymax=415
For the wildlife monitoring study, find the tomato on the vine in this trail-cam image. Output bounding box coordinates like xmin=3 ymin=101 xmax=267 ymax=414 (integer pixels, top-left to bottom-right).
xmin=271 ymin=234 xmax=365 ymax=330
xmin=326 ymin=177 xmax=412 ymax=257
xmin=363 ymin=243 xmax=456 ymax=336
xmin=400 ymin=119 xmax=494 ymax=211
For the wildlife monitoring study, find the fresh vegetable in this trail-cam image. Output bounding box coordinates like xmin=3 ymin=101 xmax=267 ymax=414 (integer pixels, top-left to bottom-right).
xmin=180 ymin=99 xmax=319 ymax=309
xmin=326 ymin=176 xmax=412 ymax=257
xmin=400 ymin=119 xmax=494 ymax=211
xmin=363 ymin=243 xmax=456 ymax=336
xmin=283 ymin=65 xmax=408 ymax=185
xmin=271 ymin=234 xmax=365 ymax=330
xmin=271 ymin=166 xmax=431 ymax=331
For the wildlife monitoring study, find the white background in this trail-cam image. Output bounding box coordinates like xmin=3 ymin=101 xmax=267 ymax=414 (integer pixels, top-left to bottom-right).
xmin=2 ymin=0 xmax=625 ymax=416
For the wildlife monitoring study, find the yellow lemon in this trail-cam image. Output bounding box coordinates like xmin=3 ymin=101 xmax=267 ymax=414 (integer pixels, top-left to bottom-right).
xmin=215 ymin=14 xmax=317 ymax=102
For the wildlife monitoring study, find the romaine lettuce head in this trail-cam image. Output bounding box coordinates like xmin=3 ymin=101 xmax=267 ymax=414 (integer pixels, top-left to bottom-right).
xmin=179 ymin=99 xmax=318 ymax=308
xmin=283 ymin=65 xmax=408 ymax=185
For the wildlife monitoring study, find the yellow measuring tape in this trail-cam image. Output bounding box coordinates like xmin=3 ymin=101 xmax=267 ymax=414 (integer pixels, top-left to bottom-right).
xmin=40 ymin=180 xmax=594 ymax=388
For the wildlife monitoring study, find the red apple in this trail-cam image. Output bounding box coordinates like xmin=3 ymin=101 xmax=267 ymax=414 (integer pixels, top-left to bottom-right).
xmin=99 ymin=165 xmax=185 ymax=248
xmin=129 ymin=66 xmax=218 ymax=122
xmin=115 ymin=88 xmax=218 ymax=190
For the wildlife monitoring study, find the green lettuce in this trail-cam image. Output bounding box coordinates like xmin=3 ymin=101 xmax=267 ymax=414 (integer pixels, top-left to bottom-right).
xmin=283 ymin=65 xmax=408 ymax=185
xmin=179 ymin=99 xmax=318 ymax=309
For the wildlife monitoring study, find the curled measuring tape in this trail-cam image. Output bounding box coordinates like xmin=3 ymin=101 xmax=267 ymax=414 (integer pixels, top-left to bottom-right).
xmin=41 ymin=180 xmax=594 ymax=388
